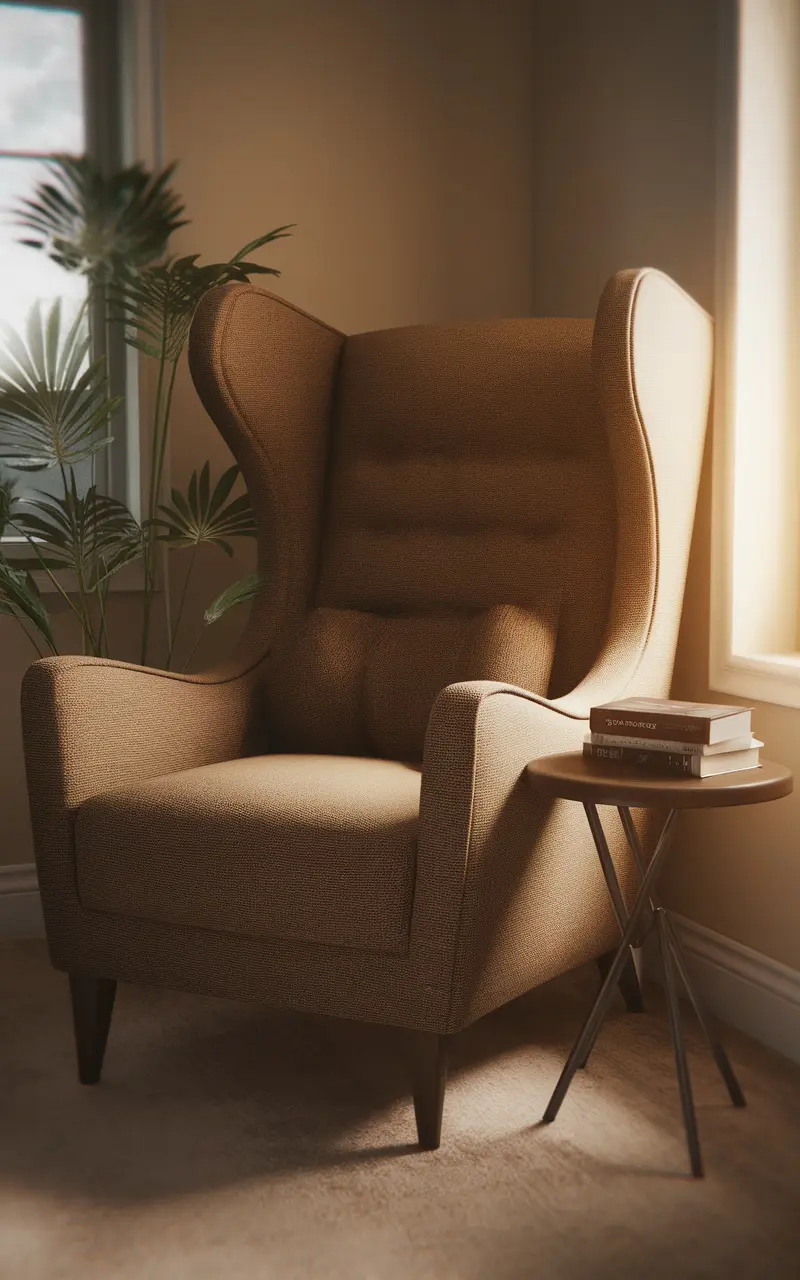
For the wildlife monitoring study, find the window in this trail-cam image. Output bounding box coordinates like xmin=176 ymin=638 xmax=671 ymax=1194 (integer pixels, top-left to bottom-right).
xmin=710 ymin=0 xmax=800 ymax=708
xmin=0 ymin=3 xmax=87 ymax=348
xmin=0 ymin=0 xmax=159 ymax=537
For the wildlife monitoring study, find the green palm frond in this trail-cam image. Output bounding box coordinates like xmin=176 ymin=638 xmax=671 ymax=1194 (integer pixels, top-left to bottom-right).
xmin=152 ymin=462 xmax=256 ymax=555
xmin=13 ymin=475 xmax=143 ymax=590
xmin=0 ymin=559 xmax=57 ymax=653
xmin=110 ymin=227 xmax=294 ymax=363
xmin=11 ymin=154 xmax=188 ymax=282
xmin=203 ymin=571 xmax=261 ymax=625
xmin=0 ymin=300 xmax=120 ymax=471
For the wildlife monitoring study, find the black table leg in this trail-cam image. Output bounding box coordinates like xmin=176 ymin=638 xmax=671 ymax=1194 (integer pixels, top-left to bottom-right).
xmin=657 ymin=906 xmax=703 ymax=1176
xmin=579 ymin=803 xmax=644 ymax=1068
xmin=542 ymin=809 xmax=678 ymax=1125
xmin=544 ymin=801 xmax=748 ymax=1178
xmin=620 ymin=807 xmax=746 ymax=1110
xmin=664 ymin=913 xmax=746 ymax=1108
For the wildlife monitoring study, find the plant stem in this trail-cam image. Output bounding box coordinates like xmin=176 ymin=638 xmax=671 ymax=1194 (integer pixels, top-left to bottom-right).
xmin=68 ymin=519 xmax=99 ymax=656
xmin=165 ymin=541 xmax=198 ymax=670
xmin=140 ymin=331 xmax=168 ymax=665
xmin=96 ymin=577 xmax=109 ymax=657
xmin=14 ymin=529 xmax=87 ymax=633
xmin=180 ymin=624 xmax=205 ymax=674
xmin=75 ymin=572 xmax=99 ymax=655
xmin=155 ymin=358 xmax=179 ymax=653
xmin=153 ymin=357 xmax=179 ymax=526
xmin=17 ymin=619 xmax=48 ymax=659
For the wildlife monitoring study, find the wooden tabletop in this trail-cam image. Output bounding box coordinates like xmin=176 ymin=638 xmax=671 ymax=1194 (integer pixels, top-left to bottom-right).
xmin=526 ymin=752 xmax=793 ymax=809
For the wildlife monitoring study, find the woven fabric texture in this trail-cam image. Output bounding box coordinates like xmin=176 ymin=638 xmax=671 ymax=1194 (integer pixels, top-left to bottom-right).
xmin=266 ymin=598 xmax=559 ymax=759
xmin=76 ymin=755 xmax=421 ymax=955
xmin=21 ymin=268 xmax=713 ymax=1035
xmin=314 ymin=317 xmax=615 ymax=703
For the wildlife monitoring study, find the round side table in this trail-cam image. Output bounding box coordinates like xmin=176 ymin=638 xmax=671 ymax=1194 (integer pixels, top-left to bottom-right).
xmin=526 ymin=752 xmax=793 ymax=1178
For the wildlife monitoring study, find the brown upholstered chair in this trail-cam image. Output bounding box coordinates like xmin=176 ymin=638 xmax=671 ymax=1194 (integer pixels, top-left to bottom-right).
xmin=21 ymin=267 xmax=713 ymax=1149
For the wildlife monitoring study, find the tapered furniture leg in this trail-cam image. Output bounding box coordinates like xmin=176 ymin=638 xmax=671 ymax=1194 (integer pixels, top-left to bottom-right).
xmin=576 ymin=803 xmax=653 ymax=1070
xmin=543 ymin=810 xmax=679 ymax=1124
xmin=620 ymin=806 xmax=745 ymax=1107
xmin=664 ymin=913 xmax=746 ymax=1108
xmin=657 ymin=909 xmax=703 ymax=1177
xmin=69 ymin=974 xmax=117 ymax=1085
xmin=409 ymin=1031 xmax=449 ymax=1150
xmin=585 ymin=803 xmax=645 ymax=1018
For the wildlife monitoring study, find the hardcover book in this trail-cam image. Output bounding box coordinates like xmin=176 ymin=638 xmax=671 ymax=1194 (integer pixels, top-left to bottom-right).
xmin=589 ymin=697 xmax=752 ymax=745
xmin=582 ymin=740 xmax=761 ymax=778
xmin=588 ymin=731 xmax=756 ymax=757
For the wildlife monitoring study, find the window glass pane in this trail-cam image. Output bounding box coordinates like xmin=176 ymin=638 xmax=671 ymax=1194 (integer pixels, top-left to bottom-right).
xmin=0 ymin=156 xmax=87 ymax=333
xmin=0 ymin=156 xmax=91 ymax=503
xmin=0 ymin=3 xmax=84 ymax=153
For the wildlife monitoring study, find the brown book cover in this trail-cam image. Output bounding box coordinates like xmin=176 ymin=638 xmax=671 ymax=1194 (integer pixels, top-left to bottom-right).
xmin=589 ymin=697 xmax=752 ymax=745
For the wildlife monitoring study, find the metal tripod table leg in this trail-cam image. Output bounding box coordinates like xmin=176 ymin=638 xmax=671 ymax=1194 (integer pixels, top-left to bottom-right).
xmin=578 ymin=803 xmax=645 ymax=1069
xmin=542 ymin=804 xmax=747 ymax=1178
xmin=542 ymin=809 xmax=678 ymax=1125
xmin=620 ymin=807 xmax=746 ymax=1111
xmin=657 ymin=904 xmax=703 ymax=1176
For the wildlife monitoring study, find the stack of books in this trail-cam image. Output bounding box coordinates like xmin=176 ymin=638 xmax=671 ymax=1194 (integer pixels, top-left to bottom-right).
xmin=583 ymin=698 xmax=762 ymax=778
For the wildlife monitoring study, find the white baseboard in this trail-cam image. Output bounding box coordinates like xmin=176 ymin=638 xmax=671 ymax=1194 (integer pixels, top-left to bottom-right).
xmin=0 ymin=863 xmax=45 ymax=939
xmin=653 ymin=912 xmax=800 ymax=1067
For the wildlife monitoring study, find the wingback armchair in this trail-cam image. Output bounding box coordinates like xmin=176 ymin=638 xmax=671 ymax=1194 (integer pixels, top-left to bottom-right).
xmin=21 ymin=267 xmax=713 ymax=1149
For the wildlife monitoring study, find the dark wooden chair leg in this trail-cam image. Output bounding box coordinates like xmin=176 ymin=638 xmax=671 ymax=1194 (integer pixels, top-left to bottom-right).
xmin=409 ymin=1031 xmax=449 ymax=1150
xmin=596 ymin=948 xmax=645 ymax=1013
xmin=69 ymin=974 xmax=117 ymax=1085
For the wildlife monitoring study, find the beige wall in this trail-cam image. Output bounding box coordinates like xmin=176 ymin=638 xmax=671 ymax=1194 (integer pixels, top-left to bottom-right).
xmin=162 ymin=0 xmax=537 ymax=342
xmin=530 ymin=0 xmax=717 ymax=315
xmin=529 ymin=0 xmax=800 ymax=972
xmin=0 ymin=0 xmax=537 ymax=865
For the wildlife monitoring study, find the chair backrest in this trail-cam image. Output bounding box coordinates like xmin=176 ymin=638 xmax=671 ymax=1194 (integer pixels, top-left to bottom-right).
xmin=188 ymin=268 xmax=712 ymax=758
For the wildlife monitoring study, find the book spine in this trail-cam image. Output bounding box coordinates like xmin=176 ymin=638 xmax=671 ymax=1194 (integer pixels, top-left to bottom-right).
xmin=583 ymin=742 xmax=697 ymax=775
xmin=589 ymin=708 xmax=711 ymax=743
xmin=590 ymin=732 xmax=706 ymax=755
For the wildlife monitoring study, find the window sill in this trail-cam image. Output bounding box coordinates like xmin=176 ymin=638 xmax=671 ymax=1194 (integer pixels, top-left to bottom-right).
xmin=30 ymin=563 xmax=147 ymax=594
xmin=2 ymin=540 xmax=146 ymax=593
xmin=710 ymin=651 xmax=800 ymax=710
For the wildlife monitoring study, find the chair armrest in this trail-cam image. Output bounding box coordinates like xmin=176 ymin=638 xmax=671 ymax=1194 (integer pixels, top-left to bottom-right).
xmin=22 ymin=654 xmax=265 ymax=947
xmin=411 ymin=680 xmax=629 ymax=1032
xmin=21 ymin=655 xmax=263 ymax=814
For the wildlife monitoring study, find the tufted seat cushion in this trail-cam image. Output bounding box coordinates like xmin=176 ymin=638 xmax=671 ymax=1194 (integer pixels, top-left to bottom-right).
xmin=75 ymin=755 xmax=422 ymax=955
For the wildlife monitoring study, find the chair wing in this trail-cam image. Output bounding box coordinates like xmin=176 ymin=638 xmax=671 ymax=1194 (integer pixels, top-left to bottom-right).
xmin=564 ymin=266 xmax=714 ymax=712
xmin=414 ymin=268 xmax=714 ymax=1028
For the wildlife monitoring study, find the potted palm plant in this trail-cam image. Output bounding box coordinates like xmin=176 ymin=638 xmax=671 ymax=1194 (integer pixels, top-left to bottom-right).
xmin=0 ymin=155 xmax=291 ymax=668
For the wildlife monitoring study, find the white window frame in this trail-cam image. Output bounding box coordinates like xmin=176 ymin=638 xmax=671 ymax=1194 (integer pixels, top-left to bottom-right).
xmin=117 ymin=0 xmax=163 ymax=523
xmin=0 ymin=0 xmax=162 ymax=588
xmin=710 ymin=0 xmax=800 ymax=708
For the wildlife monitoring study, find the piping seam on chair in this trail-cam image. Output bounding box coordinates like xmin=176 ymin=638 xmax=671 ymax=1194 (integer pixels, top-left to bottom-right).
xmin=247 ymin=283 xmax=345 ymax=340
xmin=213 ymin=290 xmax=321 ymax=670
xmin=442 ymin=690 xmax=482 ymax=1031
xmin=625 ymin=271 xmax=661 ymax=668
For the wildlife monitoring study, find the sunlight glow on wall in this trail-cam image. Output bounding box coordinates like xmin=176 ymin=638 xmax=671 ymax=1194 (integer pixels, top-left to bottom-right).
xmin=730 ymin=0 xmax=800 ymax=657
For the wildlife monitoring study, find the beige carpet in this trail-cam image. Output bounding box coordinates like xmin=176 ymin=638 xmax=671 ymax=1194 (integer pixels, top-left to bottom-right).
xmin=1 ymin=940 xmax=799 ymax=1279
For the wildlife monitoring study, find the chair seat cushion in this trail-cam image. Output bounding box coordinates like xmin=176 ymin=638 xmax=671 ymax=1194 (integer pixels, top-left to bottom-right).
xmin=75 ymin=755 xmax=422 ymax=956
